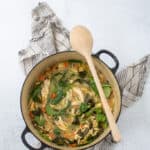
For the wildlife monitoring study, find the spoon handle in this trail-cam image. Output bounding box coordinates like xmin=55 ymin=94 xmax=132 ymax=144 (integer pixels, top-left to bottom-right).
xmin=86 ymin=55 xmax=121 ymax=142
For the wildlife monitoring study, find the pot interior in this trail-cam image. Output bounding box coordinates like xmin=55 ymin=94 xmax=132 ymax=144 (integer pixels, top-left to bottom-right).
xmin=21 ymin=51 xmax=121 ymax=150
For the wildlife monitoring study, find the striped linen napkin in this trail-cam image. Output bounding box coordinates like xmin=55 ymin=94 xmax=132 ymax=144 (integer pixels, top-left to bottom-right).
xmin=18 ymin=2 xmax=150 ymax=150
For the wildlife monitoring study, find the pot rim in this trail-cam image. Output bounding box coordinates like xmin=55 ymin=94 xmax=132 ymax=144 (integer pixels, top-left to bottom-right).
xmin=20 ymin=50 xmax=122 ymax=150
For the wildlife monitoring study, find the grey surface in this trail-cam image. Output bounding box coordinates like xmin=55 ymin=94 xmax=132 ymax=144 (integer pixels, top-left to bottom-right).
xmin=0 ymin=0 xmax=150 ymax=150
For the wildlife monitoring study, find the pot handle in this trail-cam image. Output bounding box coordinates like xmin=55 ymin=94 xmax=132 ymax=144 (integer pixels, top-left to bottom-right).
xmin=21 ymin=127 xmax=47 ymax=150
xmin=94 ymin=49 xmax=119 ymax=73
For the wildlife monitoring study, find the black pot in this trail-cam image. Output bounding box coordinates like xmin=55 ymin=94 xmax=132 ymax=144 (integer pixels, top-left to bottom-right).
xmin=20 ymin=49 xmax=121 ymax=150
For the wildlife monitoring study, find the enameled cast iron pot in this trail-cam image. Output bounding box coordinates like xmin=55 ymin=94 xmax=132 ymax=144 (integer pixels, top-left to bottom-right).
xmin=20 ymin=49 xmax=121 ymax=150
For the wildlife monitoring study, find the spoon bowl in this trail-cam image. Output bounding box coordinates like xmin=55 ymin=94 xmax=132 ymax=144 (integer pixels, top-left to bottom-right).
xmin=70 ymin=25 xmax=93 ymax=56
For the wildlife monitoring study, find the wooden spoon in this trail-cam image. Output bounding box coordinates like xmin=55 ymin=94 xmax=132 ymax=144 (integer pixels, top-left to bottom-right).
xmin=70 ymin=25 xmax=121 ymax=142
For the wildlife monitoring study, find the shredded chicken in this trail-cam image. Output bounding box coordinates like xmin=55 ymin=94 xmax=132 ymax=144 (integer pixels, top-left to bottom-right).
xmin=73 ymin=87 xmax=84 ymax=102
xmin=55 ymin=116 xmax=68 ymax=131
xmin=41 ymin=79 xmax=50 ymax=107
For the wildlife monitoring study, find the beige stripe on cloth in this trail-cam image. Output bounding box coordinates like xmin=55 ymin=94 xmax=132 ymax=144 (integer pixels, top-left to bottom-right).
xmin=18 ymin=2 xmax=150 ymax=150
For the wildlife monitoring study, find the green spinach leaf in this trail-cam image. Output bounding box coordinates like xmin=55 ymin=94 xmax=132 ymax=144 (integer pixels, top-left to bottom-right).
xmin=34 ymin=115 xmax=45 ymax=126
xmin=102 ymin=83 xmax=112 ymax=98
xmin=50 ymin=90 xmax=64 ymax=105
xmin=68 ymin=59 xmax=82 ymax=63
xmin=53 ymin=128 xmax=61 ymax=136
xmin=46 ymin=101 xmax=71 ymax=116
xmin=89 ymin=77 xmax=99 ymax=96
xmin=96 ymin=113 xmax=106 ymax=122
xmin=31 ymin=84 xmax=42 ymax=102
xmin=80 ymin=103 xmax=91 ymax=113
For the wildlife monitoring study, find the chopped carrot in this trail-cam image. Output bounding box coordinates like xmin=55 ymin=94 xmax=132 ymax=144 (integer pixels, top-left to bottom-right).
xmin=50 ymin=93 xmax=57 ymax=99
xmin=29 ymin=112 xmax=34 ymax=119
xmin=39 ymin=75 xmax=45 ymax=81
xmin=63 ymin=132 xmax=75 ymax=139
xmin=69 ymin=143 xmax=77 ymax=147
xmin=49 ymin=132 xmax=55 ymax=139
xmin=80 ymin=124 xmax=84 ymax=128
xmin=41 ymin=107 xmax=46 ymax=113
xmin=64 ymin=62 xmax=69 ymax=68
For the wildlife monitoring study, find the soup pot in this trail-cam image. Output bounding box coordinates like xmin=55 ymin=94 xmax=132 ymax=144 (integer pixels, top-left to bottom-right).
xmin=20 ymin=49 xmax=121 ymax=150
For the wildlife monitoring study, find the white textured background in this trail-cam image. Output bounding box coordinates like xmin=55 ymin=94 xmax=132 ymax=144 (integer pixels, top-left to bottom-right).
xmin=0 ymin=0 xmax=150 ymax=149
